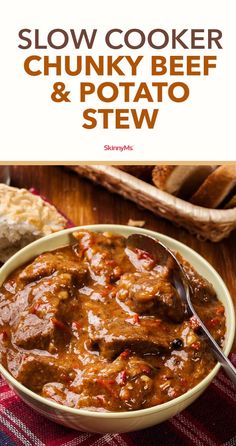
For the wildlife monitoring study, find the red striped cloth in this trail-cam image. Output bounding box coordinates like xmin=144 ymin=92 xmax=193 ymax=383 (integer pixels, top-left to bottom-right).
xmin=0 ymin=356 xmax=235 ymax=446
xmin=0 ymin=189 xmax=235 ymax=445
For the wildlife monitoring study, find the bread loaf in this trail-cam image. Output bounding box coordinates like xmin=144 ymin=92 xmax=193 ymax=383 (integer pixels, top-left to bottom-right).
xmin=0 ymin=184 xmax=67 ymax=262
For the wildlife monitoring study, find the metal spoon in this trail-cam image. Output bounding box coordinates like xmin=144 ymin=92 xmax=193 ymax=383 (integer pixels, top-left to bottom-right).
xmin=126 ymin=233 xmax=236 ymax=386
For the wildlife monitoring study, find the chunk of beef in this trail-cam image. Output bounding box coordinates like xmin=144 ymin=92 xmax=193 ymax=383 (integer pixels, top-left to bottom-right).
xmin=67 ymin=355 xmax=155 ymax=410
xmin=0 ymin=293 xmax=12 ymax=326
xmin=180 ymin=257 xmax=217 ymax=304
xmin=12 ymin=274 xmax=74 ymax=350
xmin=19 ymin=251 xmax=87 ymax=284
xmin=73 ymin=231 xmax=132 ymax=284
xmin=87 ymin=309 xmax=174 ymax=359
xmin=116 ymin=271 xmax=185 ymax=323
xmin=0 ymin=281 xmax=33 ymax=327
xmin=73 ymin=230 xmax=126 ymax=253
xmin=41 ymin=382 xmax=80 ymax=407
xmin=7 ymin=352 xmax=69 ymax=392
xmin=12 ymin=314 xmax=55 ymax=349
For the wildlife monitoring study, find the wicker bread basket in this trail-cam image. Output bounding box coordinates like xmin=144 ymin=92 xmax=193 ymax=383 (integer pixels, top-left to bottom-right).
xmin=68 ymin=165 xmax=236 ymax=242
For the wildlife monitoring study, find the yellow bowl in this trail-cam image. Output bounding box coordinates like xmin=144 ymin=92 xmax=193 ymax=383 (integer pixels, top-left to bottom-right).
xmin=0 ymin=225 xmax=235 ymax=433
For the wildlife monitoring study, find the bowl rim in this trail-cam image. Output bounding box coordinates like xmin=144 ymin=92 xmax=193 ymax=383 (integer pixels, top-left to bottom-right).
xmin=0 ymin=224 xmax=235 ymax=419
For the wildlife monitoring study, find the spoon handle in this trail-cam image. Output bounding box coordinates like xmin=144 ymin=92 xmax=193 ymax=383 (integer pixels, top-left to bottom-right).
xmin=211 ymin=343 xmax=236 ymax=385
xmin=217 ymin=352 xmax=236 ymax=387
xmin=199 ymin=324 xmax=236 ymax=386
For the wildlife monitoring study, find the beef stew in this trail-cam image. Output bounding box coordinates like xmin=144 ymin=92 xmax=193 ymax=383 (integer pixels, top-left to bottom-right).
xmin=0 ymin=231 xmax=226 ymax=411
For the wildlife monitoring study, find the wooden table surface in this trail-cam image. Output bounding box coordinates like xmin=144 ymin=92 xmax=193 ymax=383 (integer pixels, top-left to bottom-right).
xmin=10 ymin=165 xmax=236 ymax=350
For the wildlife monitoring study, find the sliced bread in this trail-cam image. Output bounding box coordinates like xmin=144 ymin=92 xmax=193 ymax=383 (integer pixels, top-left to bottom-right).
xmin=190 ymin=165 xmax=236 ymax=208
xmin=0 ymin=184 xmax=67 ymax=262
xmin=152 ymin=165 xmax=216 ymax=197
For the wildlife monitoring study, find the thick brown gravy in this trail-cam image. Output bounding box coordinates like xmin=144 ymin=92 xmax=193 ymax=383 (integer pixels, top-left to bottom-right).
xmin=0 ymin=231 xmax=226 ymax=411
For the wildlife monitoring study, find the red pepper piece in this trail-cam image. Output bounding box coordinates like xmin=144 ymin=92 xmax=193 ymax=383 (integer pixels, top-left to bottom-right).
xmin=141 ymin=365 xmax=152 ymax=375
xmin=172 ymin=389 xmax=181 ymax=398
xmin=72 ymin=321 xmax=82 ymax=330
xmin=179 ymin=377 xmax=188 ymax=387
xmin=134 ymin=248 xmax=154 ymax=261
xmin=120 ymin=349 xmax=131 ymax=360
xmin=121 ymin=370 xmax=127 ymax=383
xmin=52 ymin=318 xmax=71 ymax=335
xmin=100 ymin=284 xmax=114 ymax=296
xmin=207 ymin=317 xmax=220 ymax=328
xmin=133 ymin=314 xmax=140 ymax=324
xmin=94 ymin=379 xmax=117 ymax=397
xmin=95 ymin=378 xmax=115 ymax=386
xmin=189 ymin=316 xmax=200 ymax=331
xmin=30 ymin=302 xmax=41 ymax=314
xmin=215 ymin=305 xmax=225 ymax=315
xmin=105 ymin=284 xmax=114 ymax=290
xmin=105 ymin=260 xmax=116 ymax=266
xmin=80 ymin=247 xmax=88 ymax=257
xmin=191 ymin=341 xmax=201 ymax=351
